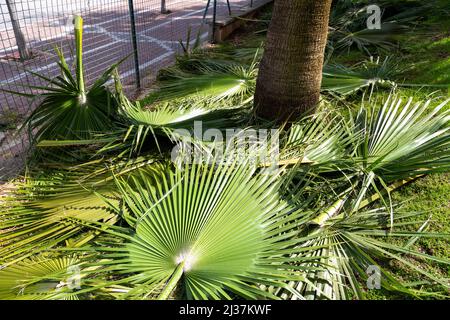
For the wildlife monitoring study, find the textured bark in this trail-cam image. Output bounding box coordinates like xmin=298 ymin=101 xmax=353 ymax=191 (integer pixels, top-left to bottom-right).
xmin=254 ymin=0 xmax=333 ymax=122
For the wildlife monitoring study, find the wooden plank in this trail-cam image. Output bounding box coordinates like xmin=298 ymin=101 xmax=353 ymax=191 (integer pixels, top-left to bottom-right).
xmin=212 ymin=0 xmax=273 ymax=42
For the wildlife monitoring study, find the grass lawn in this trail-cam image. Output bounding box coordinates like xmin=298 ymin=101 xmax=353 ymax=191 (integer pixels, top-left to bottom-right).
xmin=329 ymin=7 xmax=450 ymax=298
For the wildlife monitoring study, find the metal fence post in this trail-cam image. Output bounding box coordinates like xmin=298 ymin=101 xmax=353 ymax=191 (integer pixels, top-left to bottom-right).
xmin=204 ymin=0 xmax=231 ymax=43
xmin=127 ymin=0 xmax=141 ymax=89
xmin=5 ymin=0 xmax=31 ymax=61
xmin=161 ymin=0 xmax=168 ymax=14
xmin=211 ymin=0 xmax=217 ymax=43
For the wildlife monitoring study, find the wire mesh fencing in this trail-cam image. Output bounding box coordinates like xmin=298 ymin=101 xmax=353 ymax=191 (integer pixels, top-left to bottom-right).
xmin=0 ymin=0 xmax=262 ymax=179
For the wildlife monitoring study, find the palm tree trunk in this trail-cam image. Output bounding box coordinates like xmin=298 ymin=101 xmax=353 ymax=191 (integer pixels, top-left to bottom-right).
xmin=254 ymin=0 xmax=333 ymax=122
xmin=5 ymin=0 xmax=31 ymax=61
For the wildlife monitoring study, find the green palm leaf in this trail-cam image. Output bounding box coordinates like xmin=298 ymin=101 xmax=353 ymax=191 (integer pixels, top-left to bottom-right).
xmin=0 ymin=156 xmax=159 ymax=265
xmin=0 ymin=255 xmax=81 ymax=300
xmin=5 ymin=16 xmax=122 ymax=142
xmin=150 ymin=60 xmax=258 ymax=103
xmin=70 ymin=160 xmax=319 ymax=300
xmin=351 ymin=97 xmax=450 ymax=181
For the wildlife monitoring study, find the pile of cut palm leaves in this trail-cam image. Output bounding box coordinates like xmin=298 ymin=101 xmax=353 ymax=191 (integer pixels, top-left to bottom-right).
xmin=1 ymin=6 xmax=449 ymax=300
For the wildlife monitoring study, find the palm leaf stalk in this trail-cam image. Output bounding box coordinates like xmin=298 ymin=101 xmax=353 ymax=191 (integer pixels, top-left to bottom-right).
xmin=310 ymin=175 xmax=422 ymax=228
xmin=157 ymin=261 xmax=185 ymax=300
xmin=74 ymin=16 xmax=86 ymax=104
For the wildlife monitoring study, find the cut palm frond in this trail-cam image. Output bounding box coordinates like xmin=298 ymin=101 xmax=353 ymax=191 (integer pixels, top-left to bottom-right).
xmin=99 ymin=94 xmax=250 ymax=157
xmin=284 ymin=112 xmax=354 ymax=166
xmin=67 ymin=160 xmax=319 ymax=300
xmin=351 ymin=97 xmax=450 ymax=182
xmin=283 ymin=96 xmax=450 ymax=224
xmin=1 ymin=6 xmax=450 ymax=301
xmin=0 ymin=156 xmax=159 ymax=265
xmin=287 ymin=96 xmax=450 ymax=183
xmin=38 ymin=73 xmax=251 ymax=157
xmin=277 ymin=208 xmax=450 ymax=300
xmin=0 ymin=255 xmax=83 ymax=300
xmin=330 ymin=16 xmax=408 ymax=55
xmin=3 ymin=16 xmax=122 ymax=142
xmin=151 ymin=60 xmax=258 ymax=103
xmin=322 ymin=56 xmax=403 ymax=95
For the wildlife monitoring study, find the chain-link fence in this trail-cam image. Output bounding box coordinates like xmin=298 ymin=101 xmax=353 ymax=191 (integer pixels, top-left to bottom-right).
xmin=0 ymin=0 xmax=261 ymax=179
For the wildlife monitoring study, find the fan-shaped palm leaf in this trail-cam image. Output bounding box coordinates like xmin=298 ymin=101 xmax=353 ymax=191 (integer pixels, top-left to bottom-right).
xmin=1 ymin=16 xmax=121 ymax=142
xmin=322 ymin=57 xmax=403 ymax=96
xmin=68 ymin=160 xmax=325 ymax=300
xmin=0 ymin=255 xmax=82 ymax=300
xmin=284 ymin=112 xmax=354 ymax=166
xmin=282 ymin=96 xmax=450 ymax=226
xmin=150 ymin=59 xmax=258 ymax=103
xmin=351 ymin=97 xmax=450 ymax=180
